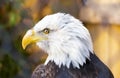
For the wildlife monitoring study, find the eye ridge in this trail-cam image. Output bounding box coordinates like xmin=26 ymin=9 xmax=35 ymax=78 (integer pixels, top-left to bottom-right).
xmin=43 ymin=28 xmax=50 ymax=34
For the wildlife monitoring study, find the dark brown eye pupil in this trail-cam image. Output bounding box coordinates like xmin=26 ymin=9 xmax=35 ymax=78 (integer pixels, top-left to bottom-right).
xmin=43 ymin=28 xmax=50 ymax=34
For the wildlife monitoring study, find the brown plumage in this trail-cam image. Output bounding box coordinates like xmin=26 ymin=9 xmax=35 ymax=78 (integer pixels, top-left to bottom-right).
xmin=31 ymin=53 xmax=114 ymax=78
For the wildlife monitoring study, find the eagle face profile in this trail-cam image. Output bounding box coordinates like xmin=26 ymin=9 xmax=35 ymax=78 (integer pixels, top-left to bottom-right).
xmin=22 ymin=13 xmax=114 ymax=78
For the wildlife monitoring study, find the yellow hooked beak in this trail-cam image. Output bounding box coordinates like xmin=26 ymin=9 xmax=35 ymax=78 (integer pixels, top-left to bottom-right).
xmin=22 ymin=29 xmax=46 ymax=49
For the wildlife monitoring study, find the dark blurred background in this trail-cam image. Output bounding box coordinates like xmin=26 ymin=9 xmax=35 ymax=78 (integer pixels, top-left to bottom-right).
xmin=0 ymin=0 xmax=120 ymax=78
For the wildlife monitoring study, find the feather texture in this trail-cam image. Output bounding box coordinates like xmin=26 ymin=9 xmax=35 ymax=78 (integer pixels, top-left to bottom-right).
xmin=23 ymin=13 xmax=114 ymax=78
xmin=33 ymin=13 xmax=93 ymax=68
xmin=31 ymin=53 xmax=114 ymax=78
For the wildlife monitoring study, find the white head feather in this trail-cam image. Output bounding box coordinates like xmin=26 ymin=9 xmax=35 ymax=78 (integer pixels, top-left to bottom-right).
xmin=33 ymin=13 xmax=93 ymax=69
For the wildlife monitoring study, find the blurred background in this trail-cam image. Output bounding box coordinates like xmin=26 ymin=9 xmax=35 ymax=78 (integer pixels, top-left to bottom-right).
xmin=0 ymin=0 xmax=120 ymax=78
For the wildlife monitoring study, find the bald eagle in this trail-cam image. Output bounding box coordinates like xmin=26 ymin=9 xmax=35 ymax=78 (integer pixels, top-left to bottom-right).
xmin=22 ymin=13 xmax=114 ymax=78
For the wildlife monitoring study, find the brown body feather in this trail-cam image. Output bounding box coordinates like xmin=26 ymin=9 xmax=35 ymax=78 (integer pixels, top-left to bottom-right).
xmin=31 ymin=53 xmax=114 ymax=78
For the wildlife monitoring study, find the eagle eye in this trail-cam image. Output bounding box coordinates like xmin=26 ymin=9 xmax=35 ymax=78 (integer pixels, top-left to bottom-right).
xmin=43 ymin=28 xmax=50 ymax=34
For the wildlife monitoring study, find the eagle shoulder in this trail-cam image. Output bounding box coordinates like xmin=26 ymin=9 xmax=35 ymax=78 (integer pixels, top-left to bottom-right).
xmin=31 ymin=53 xmax=114 ymax=78
xmin=31 ymin=62 xmax=58 ymax=78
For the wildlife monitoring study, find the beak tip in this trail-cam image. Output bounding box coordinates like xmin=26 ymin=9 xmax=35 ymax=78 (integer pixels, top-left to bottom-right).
xmin=22 ymin=42 xmax=26 ymax=50
xmin=22 ymin=46 xmax=25 ymax=50
xmin=22 ymin=37 xmax=27 ymax=50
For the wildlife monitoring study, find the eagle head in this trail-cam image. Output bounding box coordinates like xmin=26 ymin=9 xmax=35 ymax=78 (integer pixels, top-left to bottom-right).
xmin=22 ymin=13 xmax=93 ymax=69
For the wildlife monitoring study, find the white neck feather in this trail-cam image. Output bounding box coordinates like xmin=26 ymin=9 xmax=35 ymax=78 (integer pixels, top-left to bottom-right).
xmin=44 ymin=24 xmax=93 ymax=69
